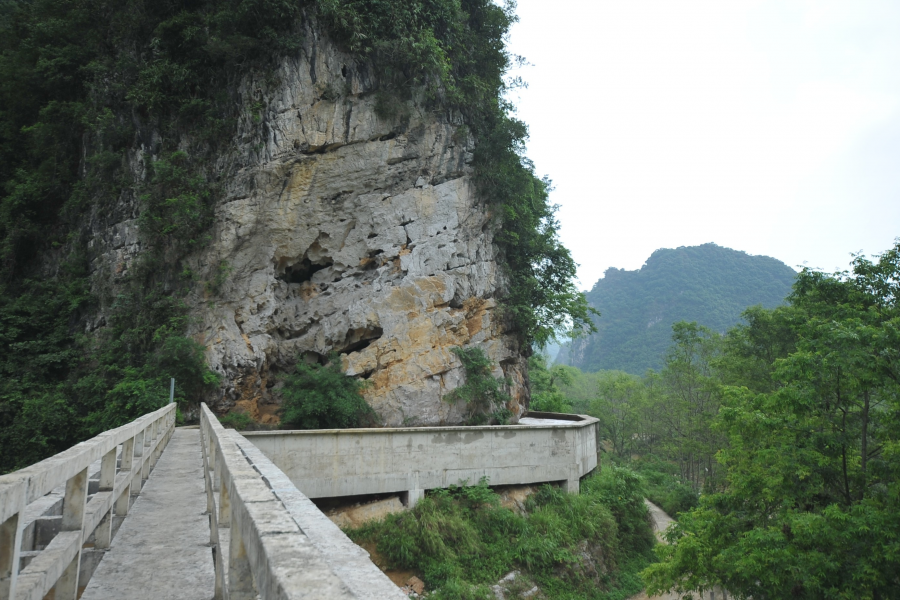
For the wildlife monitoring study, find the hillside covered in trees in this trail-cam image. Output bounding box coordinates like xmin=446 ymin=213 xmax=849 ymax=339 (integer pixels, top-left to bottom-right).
xmin=557 ymin=243 xmax=797 ymax=374
xmin=530 ymin=239 xmax=900 ymax=598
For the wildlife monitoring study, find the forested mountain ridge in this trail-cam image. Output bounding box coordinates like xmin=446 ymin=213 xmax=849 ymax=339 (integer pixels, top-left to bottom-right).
xmin=558 ymin=243 xmax=797 ymax=374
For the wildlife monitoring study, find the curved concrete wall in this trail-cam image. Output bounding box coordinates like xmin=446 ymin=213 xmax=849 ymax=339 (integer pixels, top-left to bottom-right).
xmin=242 ymin=412 xmax=599 ymax=502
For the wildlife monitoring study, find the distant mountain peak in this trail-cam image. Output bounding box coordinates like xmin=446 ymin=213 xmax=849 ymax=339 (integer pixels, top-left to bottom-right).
xmin=558 ymin=244 xmax=796 ymax=374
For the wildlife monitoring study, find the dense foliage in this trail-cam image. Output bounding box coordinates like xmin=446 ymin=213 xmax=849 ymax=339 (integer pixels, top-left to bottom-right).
xmin=527 ymin=353 xmax=574 ymax=413
xmin=0 ymin=0 xmax=302 ymax=472
xmin=0 ymin=0 xmax=592 ymax=471
xmin=558 ymin=243 xmax=796 ymax=374
xmin=280 ymin=353 xmax=375 ymax=429
xmin=347 ymin=470 xmax=655 ymax=599
xmin=559 ymin=322 xmax=725 ymax=497
xmin=643 ymin=241 xmax=900 ymax=599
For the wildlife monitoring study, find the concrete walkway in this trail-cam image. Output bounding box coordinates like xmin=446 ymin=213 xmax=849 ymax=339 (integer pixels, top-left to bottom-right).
xmin=628 ymin=500 xmax=680 ymax=600
xmin=81 ymin=428 xmax=215 ymax=600
xmin=645 ymin=499 xmax=675 ymax=543
xmin=629 ymin=501 xmax=726 ymax=600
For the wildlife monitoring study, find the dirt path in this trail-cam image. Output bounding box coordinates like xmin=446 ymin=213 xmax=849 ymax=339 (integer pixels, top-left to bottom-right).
xmin=644 ymin=499 xmax=675 ymax=543
xmin=627 ymin=499 xmax=681 ymax=600
xmin=629 ymin=501 xmax=727 ymax=600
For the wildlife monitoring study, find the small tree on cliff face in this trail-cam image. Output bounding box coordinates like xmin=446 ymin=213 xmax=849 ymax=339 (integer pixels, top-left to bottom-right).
xmin=445 ymin=347 xmax=512 ymax=425
xmin=279 ymin=353 xmax=375 ymax=429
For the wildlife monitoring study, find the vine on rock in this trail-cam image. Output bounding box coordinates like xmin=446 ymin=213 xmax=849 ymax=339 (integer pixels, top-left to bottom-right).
xmin=445 ymin=347 xmax=512 ymax=425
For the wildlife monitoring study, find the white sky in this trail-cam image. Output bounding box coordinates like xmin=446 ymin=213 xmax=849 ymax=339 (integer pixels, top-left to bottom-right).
xmin=506 ymin=0 xmax=900 ymax=290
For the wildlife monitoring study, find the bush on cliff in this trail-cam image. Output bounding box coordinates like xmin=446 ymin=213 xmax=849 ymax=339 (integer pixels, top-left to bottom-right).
xmin=445 ymin=347 xmax=513 ymax=425
xmin=279 ymin=353 xmax=376 ymax=430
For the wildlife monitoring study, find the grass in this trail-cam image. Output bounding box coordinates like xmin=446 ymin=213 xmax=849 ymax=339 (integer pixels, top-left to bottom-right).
xmin=346 ymin=467 xmax=657 ymax=599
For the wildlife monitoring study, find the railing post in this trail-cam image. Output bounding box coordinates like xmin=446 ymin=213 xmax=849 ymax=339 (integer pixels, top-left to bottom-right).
xmin=94 ymin=446 xmax=117 ymax=549
xmin=0 ymin=485 xmax=24 ymax=600
xmin=141 ymin=424 xmax=152 ymax=482
xmin=202 ymin=424 xmax=215 ymax=518
xmin=132 ymin=429 xmax=146 ymax=494
xmin=217 ymin=450 xmax=230 ymax=528
xmin=228 ymin=518 xmax=256 ymax=600
xmin=208 ymin=428 xmax=216 ymax=478
xmin=116 ymin=435 xmax=136 ymax=516
xmin=54 ymin=467 xmax=88 ymax=599
xmin=149 ymin=420 xmax=160 ymax=469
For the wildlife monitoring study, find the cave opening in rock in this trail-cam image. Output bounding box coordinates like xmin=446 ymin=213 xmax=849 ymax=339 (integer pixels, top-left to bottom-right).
xmin=339 ymin=326 xmax=384 ymax=354
xmin=277 ymin=256 xmax=333 ymax=285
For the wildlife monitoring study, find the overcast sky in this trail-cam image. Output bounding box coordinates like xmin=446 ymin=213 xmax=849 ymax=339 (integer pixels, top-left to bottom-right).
xmin=506 ymin=0 xmax=900 ymax=290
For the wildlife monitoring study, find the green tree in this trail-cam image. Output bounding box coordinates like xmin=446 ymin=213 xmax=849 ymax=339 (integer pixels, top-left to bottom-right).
xmin=718 ymin=304 xmax=798 ymax=393
xmin=643 ymin=241 xmax=900 ymax=599
xmin=589 ymin=371 xmax=645 ymax=455
xmin=528 ymin=354 xmax=574 ymax=413
xmin=654 ymin=322 xmax=724 ymax=491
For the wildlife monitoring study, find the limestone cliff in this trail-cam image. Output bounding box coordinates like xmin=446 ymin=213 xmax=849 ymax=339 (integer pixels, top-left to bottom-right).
xmin=88 ymin=29 xmax=528 ymax=426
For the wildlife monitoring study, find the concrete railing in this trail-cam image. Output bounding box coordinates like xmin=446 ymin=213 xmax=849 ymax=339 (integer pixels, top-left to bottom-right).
xmin=199 ymin=403 xmax=405 ymax=600
xmin=243 ymin=411 xmax=599 ymax=505
xmin=0 ymin=404 xmax=176 ymax=600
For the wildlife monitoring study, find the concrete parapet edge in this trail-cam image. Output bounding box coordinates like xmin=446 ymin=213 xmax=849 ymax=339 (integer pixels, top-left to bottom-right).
xmin=242 ymin=412 xmax=600 ymax=500
xmin=231 ymin=435 xmax=407 ymax=600
xmin=200 ymin=403 xmax=405 ymax=599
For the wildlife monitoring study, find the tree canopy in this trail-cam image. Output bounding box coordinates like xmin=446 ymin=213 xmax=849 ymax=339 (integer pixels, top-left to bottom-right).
xmin=643 ymin=240 xmax=900 ymax=599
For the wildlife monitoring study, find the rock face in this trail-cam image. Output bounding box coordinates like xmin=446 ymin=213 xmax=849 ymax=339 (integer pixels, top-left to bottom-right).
xmin=89 ymin=26 xmax=529 ymax=425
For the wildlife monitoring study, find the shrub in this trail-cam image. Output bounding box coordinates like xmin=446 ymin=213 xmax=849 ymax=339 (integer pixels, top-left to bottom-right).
xmin=219 ymin=411 xmax=254 ymax=430
xmin=347 ymin=470 xmax=656 ymax=599
xmin=279 ymin=353 xmax=375 ymax=429
xmin=626 ymin=455 xmax=699 ymax=517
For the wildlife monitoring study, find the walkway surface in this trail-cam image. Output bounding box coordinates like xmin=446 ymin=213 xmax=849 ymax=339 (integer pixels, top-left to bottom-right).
xmin=628 ymin=500 xmax=679 ymax=600
xmin=645 ymin=499 xmax=675 ymax=543
xmin=81 ymin=428 xmax=215 ymax=600
xmin=629 ymin=501 xmax=725 ymax=600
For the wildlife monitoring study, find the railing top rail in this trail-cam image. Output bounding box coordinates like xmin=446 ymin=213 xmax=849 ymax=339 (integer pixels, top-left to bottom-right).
xmin=0 ymin=403 xmax=175 ymax=521
xmin=240 ymin=412 xmax=599 ymax=438
xmin=201 ymin=403 xmax=369 ymax=599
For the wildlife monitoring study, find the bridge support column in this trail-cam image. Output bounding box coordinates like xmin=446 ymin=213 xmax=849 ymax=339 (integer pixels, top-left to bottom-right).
xmin=562 ymin=476 xmax=580 ymax=494
xmin=404 ymin=489 xmax=425 ymax=508
xmin=403 ymin=471 xmax=424 ymax=508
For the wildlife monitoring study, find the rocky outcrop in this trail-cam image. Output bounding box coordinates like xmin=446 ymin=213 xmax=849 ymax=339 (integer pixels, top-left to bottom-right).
xmin=88 ymin=25 xmax=529 ymax=426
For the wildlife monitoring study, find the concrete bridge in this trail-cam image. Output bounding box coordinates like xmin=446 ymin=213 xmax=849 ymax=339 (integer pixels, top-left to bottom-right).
xmin=0 ymin=404 xmax=598 ymax=599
